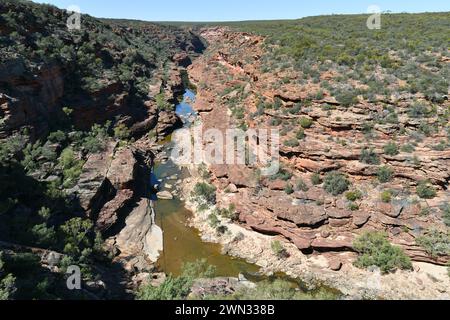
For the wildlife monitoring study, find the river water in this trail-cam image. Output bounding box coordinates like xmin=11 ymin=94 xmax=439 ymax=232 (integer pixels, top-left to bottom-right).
xmin=153 ymin=90 xmax=260 ymax=277
xmin=151 ymin=90 xmax=340 ymax=297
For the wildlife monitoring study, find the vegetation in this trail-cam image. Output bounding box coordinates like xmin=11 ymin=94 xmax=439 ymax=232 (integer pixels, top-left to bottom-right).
xmin=360 ymin=148 xmax=380 ymax=165
xmin=377 ymin=166 xmax=394 ymax=183
xmin=353 ymin=232 xmax=413 ymax=274
xmin=346 ymin=190 xmax=363 ymax=202
xmin=416 ymin=229 xmax=450 ymax=258
xmin=323 ymin=172 xmax=350 ymax=196
xmin=191 ymin=182 xmax=217 ymax=205
xmin=137 ymin=259 xmax=216 ymax=300
xmin=416 ymin=180 xmax=437 ymax=199
xmin=380 ymin=190 xmax=393 ymax=203
xmin=271 ymin=240 xmax=289 ymax=259
xmin=383 ymin=142 xmax=400 ymax=156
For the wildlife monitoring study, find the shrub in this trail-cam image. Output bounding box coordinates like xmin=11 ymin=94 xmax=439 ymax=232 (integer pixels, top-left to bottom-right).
xmin=216 ymin=205 xmax=238 ymax=221
xmin=191 ymin=182 xmax=217 ymax=205
xmin=296 ymin=179 xmax=309 ymax=192
xmin=299 ymin=117 xmax=313 ymax=129
xmin=346 ymin=190 xmax=363 ymax=202
xmin=353 ymin=232 xmax=412 ymax=274
xmin=208 ymin=213 xmax=220 ymax=229
xmin=310 ymin=173 xmax=322 ymax=186
xmin=377 ymin=166 xmax=394 ymax=183
xmin=271 ymin=241 xmax=289 ymax=259
xmin=401 ymin=144 xmax=415 ymax=153
xmin=416 ymin=229 xmax=450 ymax=258
xmin=284 ymin=138 xmax=300 ymax=147
xmin=59 ymin=148 xmax=84 ymax=189
xmin=137 ymin=259 xmax=216 ymax=300
xmin=442 ymin=205 xmax=450 ymax=227
xmin=113 ymin=123 xmax=131 ymax=141
xmin=383 ymin=142 xmax=399 ymax=156
xmin=380 ymin=190 xmax=393 ymax=203
xmin=360 ymin=148 xmax=380 ymax=165
xmin=323 ymin=172 xmax=350 ymax=196
xmin=416 ymin=180 xmax=437 ymax=199
xmin=296 ymin=128 xmax=306 ymax=140
xmin=284 ymin=183 xmax=294 ymax=195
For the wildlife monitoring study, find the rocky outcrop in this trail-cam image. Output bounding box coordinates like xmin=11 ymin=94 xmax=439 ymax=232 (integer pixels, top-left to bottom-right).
xmin=187 ymin=27 xmax=450 ymax=270
xmin=114 ymin=198 xmax=163 ymax=263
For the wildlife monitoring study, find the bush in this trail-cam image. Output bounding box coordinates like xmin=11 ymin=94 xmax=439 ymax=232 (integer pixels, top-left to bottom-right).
xmin=377 ymin=166 xmax=394 ymax=183
xmin=442 ymin=205 xmax=450 ymax=227
xmin=299 ymin=117 xmax=313 ymax=129
xmin=137 ymin=259 xmax=216 ymax=300
xmin=416 ymin=180 xmax=437 ymax=199
xmin=416 ymin=229 xmax=450 ymax=258
xmin=310 ymin=173 xmax=322 ymax=186
xmin=284 ymin=138 xmax=300 ymax=147
xmin=296 ymin=179 xmax=309 ymax=192
xmin=191 ymin=182 xmax=217 ymax=205
xmin=284 ymin=183 xmax=294 ymax=195
xmin=346 ymin=190 xmax=362 ymax=202
xmin=271 ymin=241 xmax=289 ymax=259
xmin=360 ymin=148 xmax=380 ymax=165
xmin=353 ymin=232 xmax=412 ymax=274
xmin=380 ymin=190 xmax=393 ymax=203
xmin=59 ymin=148 xmax=84 ymax=189
xmin=383 ymin=142 xmax=399 ymax=156
xmin=324 ymin=172 xmax=350 ymax=196
xmin=113 ymin=123 xmax=131 ymax=141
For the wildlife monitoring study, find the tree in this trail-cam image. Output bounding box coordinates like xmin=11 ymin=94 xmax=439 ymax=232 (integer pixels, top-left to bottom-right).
xmin=353 ymin=232 xmax=412 ymax=274
xmin=0 ymin=252 xmax=16 ymax=300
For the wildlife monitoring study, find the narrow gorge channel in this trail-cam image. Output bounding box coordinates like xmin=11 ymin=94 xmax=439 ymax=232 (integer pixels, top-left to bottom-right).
xmin=151 ymin=89 xmax=260 ymax=277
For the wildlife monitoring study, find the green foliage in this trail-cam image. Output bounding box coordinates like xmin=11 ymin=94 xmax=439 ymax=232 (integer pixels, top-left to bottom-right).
xmin=59 ymin=148 xmax=84 ymax=189
xmin=442 ymin=205 xmax=450 ymax=227
xmin=271 ymin=240 xmax=289 ymax=259
xmin=377 ymin=166 xmax=394 ymax=183
xmin=299 ymin=117 xmax=313 ymax=129
xmin=82 ymin=122 xmax=110 ymax=153
xmin=310 ymin=173 xmax=322 ymax=186
xmin=191 ymin=182 xmax=217 ymax=205
xmin=296 ymin=179 xmax=309 ymax=192
xmin=284 ymin=183 xmax=294 ymax=195
xmin=216 ymin=204 xmax=238 ymax=221
xmin=323 ymin=172 xmax=350 ymax=196
xmin=137 ymin=259 xmax=216 ymax=300
xmin=353 ymin=232 xmax=413 ymax=274
xmin=113 ymin=123 xmax=131 ymax=141
xmin=0 ymin=252 xmax=16 ymax=300
xmin=380 ymin=190 xmax=393 ymax=203
xmin=218 ymin=279 xmax=336 ymax=300
xmin=346 ymin=190 xmax=362 ymax=202
xmin=360 ymin=148 xmax=380 ymax=165
xmin=383 ymin=142 xmax=399 ymax=156
xmin=416 ymin=180 xmax=437 ymax=199
xmin=416 ymin=229 xmax=450 ymax=258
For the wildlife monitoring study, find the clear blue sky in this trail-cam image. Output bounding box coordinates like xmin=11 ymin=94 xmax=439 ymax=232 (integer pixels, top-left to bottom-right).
xmin=32 ymin=0 xmax=450 ymax=21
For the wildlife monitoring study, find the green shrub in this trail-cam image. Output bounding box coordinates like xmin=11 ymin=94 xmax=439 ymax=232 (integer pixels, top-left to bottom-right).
xmin=383 ymin=142 xmax=399 ymax=156
xmin=323 ymin=172 xmax=350 ymax=196
xmin=271 ymin=241 xmax=289 ymax=259
xmin=442 ymin=205 xmax=450 ymax=227
xmin=380 ymin=190 xmax=393 ymax=203
xmin=208 ymin=213 xmax=220 ymax=229
xmin=296 ymin=128 xmax=306 ymax=140
xmin=377 ymin=166 xmax=394 ymax=183
xmin=59 ymin=148 xmax=84 ymax=189
xmin=353 ymin=232 xmax=412 ymax=274
xmin=191 ymin=182 xmax=217 ymax=205
xmin=416 ymin=229 xmax=450 ymax=258
xmin=346 ymin=190 xmax=362 ymax=202
xmin=296 ymin=179 xmax=309 ymax=192
xmin=310 ymin=173 xmax=322 ymax=186
xmin=299 ymin=117 xmax=313 ymax=129
xmin=284 ymin=183 xmax=294 ymax=195
xmin=137 ymin=259 xmax=216 ymax=300
xmin=416 ymin=180 xmax=437 ymax=199
xmin=360 ymin=148 xmax=380 ymax=165
xmin=284 ymin=138 xmax=300 ymax=147
xmin=113 ymin=123 xmax=131 ymax=141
